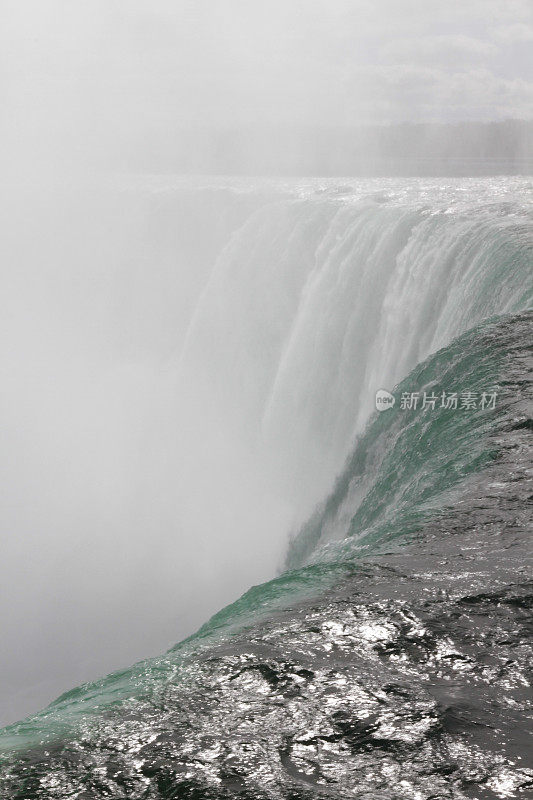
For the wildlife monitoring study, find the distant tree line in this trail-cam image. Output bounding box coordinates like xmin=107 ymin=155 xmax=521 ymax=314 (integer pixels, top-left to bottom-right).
xmin=120 ymin=120 xmax=533 ymax=176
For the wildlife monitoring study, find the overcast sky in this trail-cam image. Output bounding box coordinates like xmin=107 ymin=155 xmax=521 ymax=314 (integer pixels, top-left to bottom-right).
xmin=3 ymin=0 xmax=532 ymax=164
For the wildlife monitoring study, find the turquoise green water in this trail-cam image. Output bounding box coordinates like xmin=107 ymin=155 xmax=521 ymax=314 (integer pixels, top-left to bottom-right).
xmin=1 ymin=178 xmax=532 ymax=766
xmin=1 ymin=308 xmax=530 ymax=759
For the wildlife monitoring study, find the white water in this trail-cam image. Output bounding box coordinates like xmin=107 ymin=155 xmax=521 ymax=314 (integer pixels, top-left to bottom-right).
xmin=1 ymin=176 xmax=531 ymax=726
xmin=179 ymin=177 xmax=532 ymax=516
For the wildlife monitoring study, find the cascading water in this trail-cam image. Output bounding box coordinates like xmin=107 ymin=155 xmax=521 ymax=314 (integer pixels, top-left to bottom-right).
xmin=178 ymin=178 xmax=532 ymax=514
xmin=1 ymin=177 xmax=532 ymax=800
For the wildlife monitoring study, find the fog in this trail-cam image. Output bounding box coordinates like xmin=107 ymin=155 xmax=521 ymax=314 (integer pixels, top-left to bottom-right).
xmin=3 ymin=0 xmax=532 ymax=172
xmin=1 ymin=0 xmax=532 ymax=725
xmin=0 ymin=176 xmax=292 ymax=725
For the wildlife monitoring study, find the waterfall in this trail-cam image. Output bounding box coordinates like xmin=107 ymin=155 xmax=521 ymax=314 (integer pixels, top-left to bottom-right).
xmin=179 ymin=182 xmax=532 ymax=518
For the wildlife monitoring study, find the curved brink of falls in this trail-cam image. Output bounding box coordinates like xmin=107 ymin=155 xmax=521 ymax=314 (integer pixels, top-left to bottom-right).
xmin=0 ymin=181 xmax=532 ymax=799
xmin=178 ymin=182 xmax=532 ymax=514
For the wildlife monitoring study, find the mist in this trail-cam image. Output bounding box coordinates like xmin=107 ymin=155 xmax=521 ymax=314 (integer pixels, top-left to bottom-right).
xmin=1 ymin=0 xmax=532 ymax=726
xmin=0 ymin=176 xmax=293 ymax=726
xmin=2 ymin=0 xmax=532 ymax=174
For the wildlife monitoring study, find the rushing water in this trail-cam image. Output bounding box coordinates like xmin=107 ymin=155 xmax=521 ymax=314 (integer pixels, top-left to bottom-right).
xmin=1 ymin=178 xmax=532 ymax=799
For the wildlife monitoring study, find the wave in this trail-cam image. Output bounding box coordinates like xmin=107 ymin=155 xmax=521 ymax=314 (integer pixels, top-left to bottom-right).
xmin=0 ymin=179 xmax=532 ymax=798
xmin=179 ymin=183 xmax=532 ymax=512
xmin=1 ymin=310 xmax=531 ymax=798
xmin=286 ymin=311 xmax=530 ymax=568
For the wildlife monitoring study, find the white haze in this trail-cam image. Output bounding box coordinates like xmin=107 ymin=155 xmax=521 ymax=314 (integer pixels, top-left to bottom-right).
xmin=1 ymin=0 xmax=532 ymax=725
